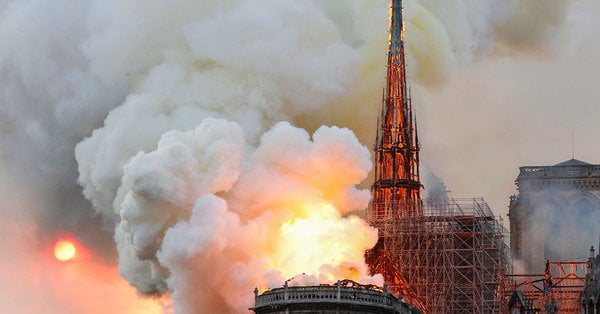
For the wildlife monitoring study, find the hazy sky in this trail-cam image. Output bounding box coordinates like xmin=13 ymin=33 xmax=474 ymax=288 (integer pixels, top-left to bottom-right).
xmin=420 ymin=0 xmax=600 ymax=216
xmin=1 ymin=0 xmax=599 ymax=312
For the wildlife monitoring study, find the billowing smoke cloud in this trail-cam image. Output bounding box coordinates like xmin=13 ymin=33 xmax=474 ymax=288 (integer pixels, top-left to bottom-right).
xmin=417 ymin=0 xmax=600 ymax=217
xmin=0 ymin=0 xmax=589 ymax=312
xmin=0 ymin=0 xmax=127 ymax=255
xmin=106 ymin=119 xmax=378 ymax=312
xmin=496 ymin=0 xmax=574 ymax=54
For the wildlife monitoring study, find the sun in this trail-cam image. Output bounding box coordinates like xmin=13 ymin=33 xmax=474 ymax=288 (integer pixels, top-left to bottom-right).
xmin=54 ymin=240 xmax=77 ymax=262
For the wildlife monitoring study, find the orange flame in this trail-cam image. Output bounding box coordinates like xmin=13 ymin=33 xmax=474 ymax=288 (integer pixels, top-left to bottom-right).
xmin=270 ymin=200 xmax=378 ymax=285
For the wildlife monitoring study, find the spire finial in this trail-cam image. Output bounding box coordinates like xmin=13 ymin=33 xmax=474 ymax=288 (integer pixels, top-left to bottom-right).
xmin=390 ymin=0 xmax=404 ymax=56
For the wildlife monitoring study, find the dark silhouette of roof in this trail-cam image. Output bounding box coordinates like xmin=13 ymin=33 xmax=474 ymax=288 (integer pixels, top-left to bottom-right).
xmin=554 ymin=159 xmax=593 ymax=167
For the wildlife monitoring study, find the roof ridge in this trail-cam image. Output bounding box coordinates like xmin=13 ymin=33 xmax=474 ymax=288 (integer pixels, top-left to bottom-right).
xmin=553 ymin=158 xmax=593 ymax=167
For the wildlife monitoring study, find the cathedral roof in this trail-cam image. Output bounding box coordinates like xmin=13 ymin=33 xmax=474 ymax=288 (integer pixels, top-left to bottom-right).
xmin=516 ymin=158 xmax=600 ymax=183
xmin=553 ymin=159 xmax=593 ymax=167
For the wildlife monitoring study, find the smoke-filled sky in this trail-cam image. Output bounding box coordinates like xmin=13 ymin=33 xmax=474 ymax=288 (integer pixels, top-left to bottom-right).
xmin=1 ymin=0 xmax=599 ymax=313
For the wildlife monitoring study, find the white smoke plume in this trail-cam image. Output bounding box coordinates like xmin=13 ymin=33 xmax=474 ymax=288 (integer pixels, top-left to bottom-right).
xmin=110 ymin=119 xmax=377 ymax=312
xmin=0 ymin=0 xmax=586 ymax=313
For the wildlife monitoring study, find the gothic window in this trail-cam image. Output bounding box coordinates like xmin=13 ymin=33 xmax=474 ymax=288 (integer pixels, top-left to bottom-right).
xmin=570 ymin=196 xmax=600 ymax=256
xmin=542 ymin=201 xmax=564 ymax=260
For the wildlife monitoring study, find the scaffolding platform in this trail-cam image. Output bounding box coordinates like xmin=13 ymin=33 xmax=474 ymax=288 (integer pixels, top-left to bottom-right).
xmin=498 ymin=260 xmax=587 ymax=313
xmin=365 ymin=198 xmax=509 ymax=313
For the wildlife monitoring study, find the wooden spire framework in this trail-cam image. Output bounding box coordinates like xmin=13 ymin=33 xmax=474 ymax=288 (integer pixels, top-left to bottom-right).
xmin=366 ymin=1 xmax=509 ymax=312
xmin=372 ymin=0 xmax=421 ymax=213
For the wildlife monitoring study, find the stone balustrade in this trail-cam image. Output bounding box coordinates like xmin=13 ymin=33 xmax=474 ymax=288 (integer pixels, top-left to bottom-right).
xmin=252 ymin=281 xmax=411 ymax=313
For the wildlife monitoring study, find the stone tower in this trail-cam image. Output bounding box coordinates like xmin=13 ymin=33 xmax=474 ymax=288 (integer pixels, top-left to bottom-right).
xmin=509 ymin=159 xmax=600 ymax=272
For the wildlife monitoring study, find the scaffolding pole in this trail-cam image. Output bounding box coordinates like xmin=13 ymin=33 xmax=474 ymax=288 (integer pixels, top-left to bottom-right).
xmin=366 ymin=198 xmax=509 ymax=313
xmin=498 ymin=260 xmax=587 ymax=313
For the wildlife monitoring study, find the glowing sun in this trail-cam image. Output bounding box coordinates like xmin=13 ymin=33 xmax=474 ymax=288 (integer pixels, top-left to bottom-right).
xmin=54 ymin=240 xmax=77 ymax=262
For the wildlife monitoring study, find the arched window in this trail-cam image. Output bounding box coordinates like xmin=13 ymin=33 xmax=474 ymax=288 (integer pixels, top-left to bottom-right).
xmin=570 ymin=196 xmax=600 ymax=256
xmin=542 ymin=201 xmax=564 ymax=260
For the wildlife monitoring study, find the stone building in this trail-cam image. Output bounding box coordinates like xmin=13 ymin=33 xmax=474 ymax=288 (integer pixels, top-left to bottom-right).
xmin=581 ymin=246 xmax=600 ymax=313
xmin=250 ymin=280 xmax=417 ymax=314
xmin=509 ymin=159 xmax=600 ymax=273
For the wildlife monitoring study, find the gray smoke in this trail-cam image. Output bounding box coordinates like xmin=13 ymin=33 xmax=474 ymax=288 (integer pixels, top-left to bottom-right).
xmin=0 ymin=0 xmax=587 ymax=313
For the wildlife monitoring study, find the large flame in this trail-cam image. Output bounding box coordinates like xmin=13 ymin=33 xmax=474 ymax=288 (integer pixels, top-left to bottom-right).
xmin=275 ymin=201 xmax=375 ymax=283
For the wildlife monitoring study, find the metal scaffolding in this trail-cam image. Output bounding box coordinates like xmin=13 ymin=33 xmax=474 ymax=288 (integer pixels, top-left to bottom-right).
xmin=366 ymin=198 xmax=509 ymax=313
xmin=499 ymin=260 xmax=587 ymax=313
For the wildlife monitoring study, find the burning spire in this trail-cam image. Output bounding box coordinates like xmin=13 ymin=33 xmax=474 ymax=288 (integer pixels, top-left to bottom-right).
xmin=366 ymin=0 xmax=424 ymax=307
xmin=371 ymin=0 xmax=421 ymax=216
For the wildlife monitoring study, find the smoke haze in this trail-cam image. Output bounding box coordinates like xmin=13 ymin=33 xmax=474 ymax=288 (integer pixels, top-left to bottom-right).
xmin=1 ymin=0 xmax=598 ymax=313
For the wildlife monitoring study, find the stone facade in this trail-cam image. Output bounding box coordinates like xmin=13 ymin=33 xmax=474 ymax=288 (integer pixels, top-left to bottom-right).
xmin=509 ymin=159 xmax=600 ymax=273
xmin=250 ymin=280 xmax=417 ymax=314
